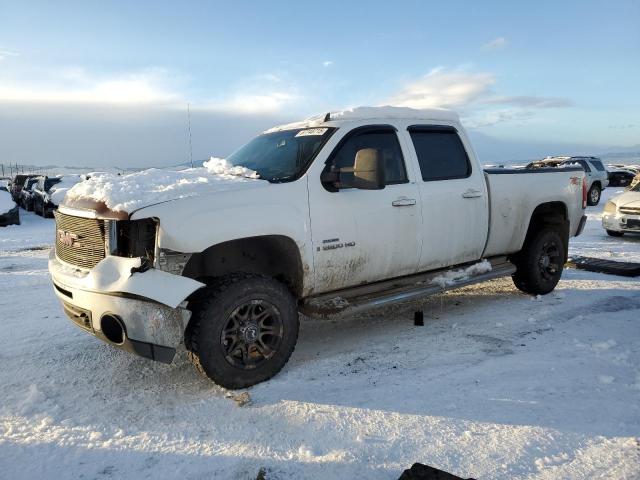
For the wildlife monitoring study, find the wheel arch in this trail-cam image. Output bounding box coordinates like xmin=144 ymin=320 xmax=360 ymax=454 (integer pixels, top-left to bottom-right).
xmin=182 ymin=235 xmax=306 ymax=298
xmin=520 ymin=201 xmax=570 ymax=261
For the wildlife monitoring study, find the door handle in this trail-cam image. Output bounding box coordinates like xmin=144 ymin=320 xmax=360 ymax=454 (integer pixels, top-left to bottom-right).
xmin=392 ymin=197 xmax=416 ymax=207
xmin=462 ymin=189 xmax=482 ymax=199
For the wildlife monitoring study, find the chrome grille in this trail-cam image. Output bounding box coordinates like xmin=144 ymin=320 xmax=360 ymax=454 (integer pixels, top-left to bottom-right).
xmin=54 ymin=212 xmax=106 ymax=269
xmin=620 ymin=206 xmax=640 ymax=215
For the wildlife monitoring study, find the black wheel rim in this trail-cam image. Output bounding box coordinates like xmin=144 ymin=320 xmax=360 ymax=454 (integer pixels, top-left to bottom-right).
xmin=220 ymin=299 xmax=284 ymax=370
xmin=538 ymin=241 xmax=561 ymax=280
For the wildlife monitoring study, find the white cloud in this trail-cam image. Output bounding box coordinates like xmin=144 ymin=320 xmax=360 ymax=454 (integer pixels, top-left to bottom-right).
xmin=482 ymin=37 xmax=508 ymax=50
xmin=0 ymin=48 xmax=19 ymax=61
xmin=0 ymin=66 xmax=302 ymax=114
xmin=216 ymin=92 xmax=298 ymax=114
xmin=322 ymin=60 xmax=333 ymax=67
xmin=387 ymin=68 xmax=495 ymax=109
xmin=0 ymin=68 xmax=180 ymax=104
xmin=481 ymin=95 xmax=574 ymax=108
xmin=465 ymin=109 xmax=534 ymax=128
xmin=386 ymin=67 xmax=574 ymax=128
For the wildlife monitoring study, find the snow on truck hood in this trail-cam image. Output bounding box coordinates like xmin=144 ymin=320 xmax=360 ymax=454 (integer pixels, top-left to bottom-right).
xmin=62 ymin=158 xmax=266 ymax=215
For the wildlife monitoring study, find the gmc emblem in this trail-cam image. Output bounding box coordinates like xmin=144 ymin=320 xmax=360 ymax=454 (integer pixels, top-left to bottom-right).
xmin=57 ymin=230 xmax=80 ymax=248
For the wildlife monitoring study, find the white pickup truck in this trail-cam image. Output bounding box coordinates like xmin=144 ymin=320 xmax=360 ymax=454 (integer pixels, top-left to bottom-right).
xmin=49 ymin=107 xmax=587 ymax=388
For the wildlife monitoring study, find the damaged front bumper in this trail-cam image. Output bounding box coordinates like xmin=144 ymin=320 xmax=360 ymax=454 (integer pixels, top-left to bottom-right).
xmin=49 ymin=251 xmax=204 ymax=363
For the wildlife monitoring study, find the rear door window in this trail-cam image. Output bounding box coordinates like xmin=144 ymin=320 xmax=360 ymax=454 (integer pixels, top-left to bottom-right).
xmin=408 ymin=126 xmax=471 ymax=181
xmin=590 ymin=159 xmax=605 ymax=171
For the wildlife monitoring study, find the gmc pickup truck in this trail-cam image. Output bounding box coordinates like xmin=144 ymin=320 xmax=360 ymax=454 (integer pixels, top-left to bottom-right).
xmin=49 ymin=106 xmax=587 ymax=389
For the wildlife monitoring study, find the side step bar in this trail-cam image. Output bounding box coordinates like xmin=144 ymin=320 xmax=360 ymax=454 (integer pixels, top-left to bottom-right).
xmin=301 ymin=257 xmax=516 ymax=317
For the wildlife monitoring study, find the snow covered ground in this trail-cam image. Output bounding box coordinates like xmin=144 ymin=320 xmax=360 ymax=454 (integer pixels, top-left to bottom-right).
xmin=0 ymin=193 xmax=639 ymax=479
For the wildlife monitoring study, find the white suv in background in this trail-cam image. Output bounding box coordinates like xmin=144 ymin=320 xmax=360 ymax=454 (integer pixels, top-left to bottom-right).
xmin=528 ymin=156 xmax=609 ymax=205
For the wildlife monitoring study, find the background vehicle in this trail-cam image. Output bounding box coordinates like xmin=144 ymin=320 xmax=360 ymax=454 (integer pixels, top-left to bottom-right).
xmin=32 ymin=176 xmax=61 ymax=217
xmin=18 ymin=176 xmax=39 ymax=210
xmin=606 ymin=166 xmax=636 ymax=187
xmin=33 ymin=175 xmax=82 ymax=217
xmin=527 ymin=156 xmax=608 ymax=206
xmin=602 ymin=181 xmax=640 ymax=236
xmin=49 ymin=107 xmax=587 ymax=389
xmin=9 ymin=174 xmax=31 ymax=202
xmin=0 ymin=189 xmax=20 ymax=226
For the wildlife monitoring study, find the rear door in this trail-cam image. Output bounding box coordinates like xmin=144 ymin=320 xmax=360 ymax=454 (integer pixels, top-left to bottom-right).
xmin=403 ymin=125 xmax=489 ymax=271
xmin=307 ymin=125 xmax=422 ymax=292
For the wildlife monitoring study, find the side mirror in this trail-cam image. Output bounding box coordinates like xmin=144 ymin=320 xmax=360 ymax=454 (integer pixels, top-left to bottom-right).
xmin=321 ymin=148 xmax=386 ymax=191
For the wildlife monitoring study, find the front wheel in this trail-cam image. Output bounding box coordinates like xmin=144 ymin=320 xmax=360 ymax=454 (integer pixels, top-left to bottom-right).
xmin=606 ymin=229 xmax=624 ymax=237
xmin=186 ymin=274 xmax=299 ymax=389
xmin=587 ymin=184 xmax=601 ymax=206
xmin=512 ymin=228 xmax=566 ymax=295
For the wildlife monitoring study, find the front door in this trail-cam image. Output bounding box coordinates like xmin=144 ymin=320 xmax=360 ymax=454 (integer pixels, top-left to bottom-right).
xmin=307 ymin=126 xmax=422 ymax=293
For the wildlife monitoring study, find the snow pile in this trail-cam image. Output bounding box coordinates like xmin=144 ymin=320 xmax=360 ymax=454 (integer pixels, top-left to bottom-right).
xmin=48 ymin=175 xmax=83 ymax=206
xmin=0 ymin=190 xmax=16 ymax=214
xmin=431 ymin=260 xmax=492 ymax=288
xmin=203 ymin=157 xmax=259 ymax=179
xmin=329 ymin=105 xmax=458 ymax=122
xmin=63 ymin=157 xmax=263 ymax=213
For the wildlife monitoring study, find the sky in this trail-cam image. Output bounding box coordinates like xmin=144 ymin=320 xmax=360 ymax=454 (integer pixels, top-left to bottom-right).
xmin=0 ymin=0 xmax=638 ymax=167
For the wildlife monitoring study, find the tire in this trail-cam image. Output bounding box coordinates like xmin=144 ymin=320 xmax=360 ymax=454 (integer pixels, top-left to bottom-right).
xmin=186 ymin=274 xmax=299 ymax=389
xmin=512 ymin=228 xmax=566 ymax=295
xmin=606 ymin=230 xmax=624 ymax=237
xmin=587 ymin=184 xmax=601 ymax=206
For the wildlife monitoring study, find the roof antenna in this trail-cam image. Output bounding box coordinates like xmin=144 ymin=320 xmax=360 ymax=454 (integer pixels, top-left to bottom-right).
xmin=187 ymin=103 xmax=194 ymax=168
xmin=323 ymin=112 xmax=331 ymax=122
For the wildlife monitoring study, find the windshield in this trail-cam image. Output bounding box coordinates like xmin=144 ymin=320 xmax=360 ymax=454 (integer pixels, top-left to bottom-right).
xmin=44 ymin=178 xmax=61 ymax=190
xmin=226 ymin=127 xmax=336 ymax=182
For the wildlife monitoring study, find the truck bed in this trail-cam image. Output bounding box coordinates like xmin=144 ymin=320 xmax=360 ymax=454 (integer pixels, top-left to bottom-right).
xmin=482 ymin=166 xmax=585 ymax=258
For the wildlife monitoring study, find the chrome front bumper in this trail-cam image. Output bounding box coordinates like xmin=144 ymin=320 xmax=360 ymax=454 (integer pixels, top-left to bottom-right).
xmin=602 ymin=212 xmax=640 ymax=233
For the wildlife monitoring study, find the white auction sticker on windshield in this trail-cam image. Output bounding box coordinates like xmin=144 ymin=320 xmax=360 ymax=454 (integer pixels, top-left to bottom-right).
xmin=295 ymin=128 xmax=328 ymax=137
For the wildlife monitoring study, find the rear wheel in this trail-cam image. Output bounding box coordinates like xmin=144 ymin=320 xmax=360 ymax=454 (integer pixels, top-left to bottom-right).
xmin=186 ymin=274 xmax=299 ymax=389
xmin=606 ymin=229 xmax=624 ymax=237
xmin=512 ymin=228 xmax=566 ymax=295
xmin=587 ymin=184 xmax=601 ymax=206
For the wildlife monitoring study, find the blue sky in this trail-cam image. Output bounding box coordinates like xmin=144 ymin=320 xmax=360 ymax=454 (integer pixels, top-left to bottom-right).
xmin=0 ymin=0 xmax=638 ymax=166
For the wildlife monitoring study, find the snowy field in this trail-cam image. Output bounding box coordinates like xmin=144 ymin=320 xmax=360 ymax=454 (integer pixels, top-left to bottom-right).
xmin=0 ymin=188 xmax=639 ymax=479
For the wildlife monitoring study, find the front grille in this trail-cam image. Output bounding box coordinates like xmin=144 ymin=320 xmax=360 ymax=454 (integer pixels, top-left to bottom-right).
xmin=54 ymin=211 xmax=106 ymax=269
xmin=626 ymin=219 xmax=640 ymax=229
xmin=620 ymin=207 xmax=640 ymax=215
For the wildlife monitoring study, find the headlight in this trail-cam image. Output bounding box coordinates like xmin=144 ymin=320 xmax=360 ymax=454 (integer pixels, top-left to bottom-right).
xmin=109 ymin=217 xmax=158 ymax=263
xmin=604 ymin=201 xmax=617 ymax=214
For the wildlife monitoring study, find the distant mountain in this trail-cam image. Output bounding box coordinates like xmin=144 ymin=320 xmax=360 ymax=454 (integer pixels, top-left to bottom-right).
xmin=468 ymin=131 xmax=640 ymax=166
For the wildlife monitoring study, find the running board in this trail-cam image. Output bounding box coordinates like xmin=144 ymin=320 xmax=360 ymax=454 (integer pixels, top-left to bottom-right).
xmin=301 ymin=257 xmax=516 ymax=317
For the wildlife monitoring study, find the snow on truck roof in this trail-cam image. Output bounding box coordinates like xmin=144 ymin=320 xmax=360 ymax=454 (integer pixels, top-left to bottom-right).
xmin=264 ymin=106 xmax=459 ymax=133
